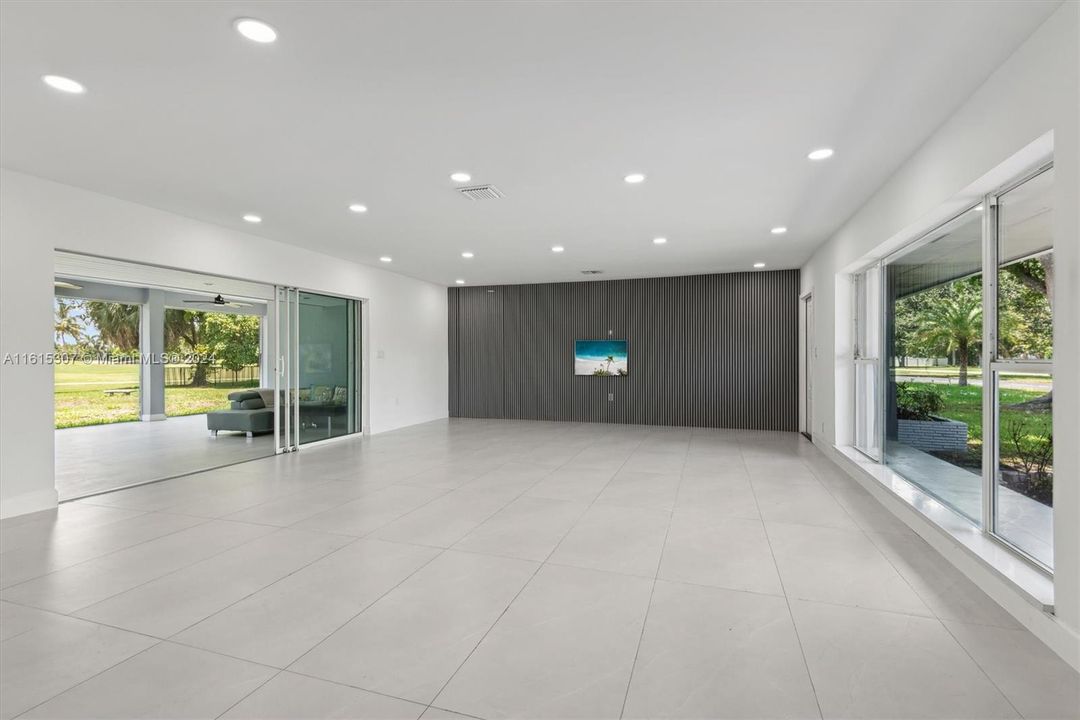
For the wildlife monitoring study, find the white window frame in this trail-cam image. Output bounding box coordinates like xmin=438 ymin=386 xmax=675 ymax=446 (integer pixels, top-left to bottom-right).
xmin=852 ymin=160 xmax=1055 ymax=575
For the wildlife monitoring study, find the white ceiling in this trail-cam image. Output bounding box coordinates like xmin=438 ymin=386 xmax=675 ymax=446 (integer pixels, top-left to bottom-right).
xmin=0 ymin=1 xmax=1060 ymax=287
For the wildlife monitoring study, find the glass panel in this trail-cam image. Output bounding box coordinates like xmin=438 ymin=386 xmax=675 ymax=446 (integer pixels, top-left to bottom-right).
xmin=995 ymin=372 xmax=1053 ymax=567
xmin=275 ymin=286 xmax=293 ymax=452
xmin=854 ymin=362 xmax=880 ymax=459
xmin=54 ymin=299 xmax=141 ymax=429
xmin=884 ymin=207 xmax=983 ymax=523
xmin=298 ymin=292 xmax=357 ymax=444
xmin=163 ymin=308 xmax=262 ymax=419
xmin=853 ymin=267 xmax=881 ymax=459
xmin=997 ymin=167 xmax=1053 ymax=360
xmin=854 ymin=267 xmax=880 ymax=360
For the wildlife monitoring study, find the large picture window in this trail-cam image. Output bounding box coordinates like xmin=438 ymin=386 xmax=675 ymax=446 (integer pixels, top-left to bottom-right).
xmin=991 ymin=167 xmax=1054 ymax=567
xmin=884 ymin=208 xmax=984 ymax=524
xmin=853 ymin=163 xmax=1054 ymax=571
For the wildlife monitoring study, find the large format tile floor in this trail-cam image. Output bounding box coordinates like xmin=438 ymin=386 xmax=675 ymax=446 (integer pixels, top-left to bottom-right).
xmin=2 ymin=419 xmax=1077 ymax=719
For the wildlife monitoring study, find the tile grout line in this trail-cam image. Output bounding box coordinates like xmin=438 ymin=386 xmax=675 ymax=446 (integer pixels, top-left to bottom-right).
xmin=0 ymin=515 xmax=217 ymax=592
xmin=424 ymin=430 xmax=653 ymax=716
xmin=271 ymin=447 xmax=583 ymax=710
xmin=936 ymin=621 xmax=1027 ymax=718
xmin=12 ymin=634 xmax=166 ymax=719
xmin=617 ymin=433 xmax=689 ymax=719
xmin=220 ymin=538 xmax=450 ymax=716
xmin=816 ymin=464 xmax=1029 ymax=718
xmin=163 ymin=533 xmax=368 ymax=642
xmin=741 ymin=436 xmax=826 ymax=720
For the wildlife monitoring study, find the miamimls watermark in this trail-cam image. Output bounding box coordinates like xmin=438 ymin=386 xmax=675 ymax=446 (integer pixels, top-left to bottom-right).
xmin=2 ymin=352 xmax=215 ymax=366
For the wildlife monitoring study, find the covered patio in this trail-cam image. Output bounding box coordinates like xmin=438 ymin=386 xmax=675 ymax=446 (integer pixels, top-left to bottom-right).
xmin=55 ymin=414 xmax=275 ymax=500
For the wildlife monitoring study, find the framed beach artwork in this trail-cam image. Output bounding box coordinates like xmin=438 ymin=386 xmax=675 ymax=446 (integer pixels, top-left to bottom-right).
xmin=574 ymin=339 xmax=628 ymax=376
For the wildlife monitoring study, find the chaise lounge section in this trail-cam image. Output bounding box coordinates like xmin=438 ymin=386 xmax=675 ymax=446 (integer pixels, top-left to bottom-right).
xmin=206 ymin=389 xmax=274 ymax=438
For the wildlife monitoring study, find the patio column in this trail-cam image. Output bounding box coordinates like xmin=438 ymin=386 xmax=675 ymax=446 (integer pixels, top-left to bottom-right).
xmin=140 ymin=289 xmax=166 ymax=421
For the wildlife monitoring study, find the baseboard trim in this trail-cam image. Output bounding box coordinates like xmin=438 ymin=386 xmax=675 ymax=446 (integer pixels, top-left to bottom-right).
xmin=0 ymin=487 xmax=59 ymax=520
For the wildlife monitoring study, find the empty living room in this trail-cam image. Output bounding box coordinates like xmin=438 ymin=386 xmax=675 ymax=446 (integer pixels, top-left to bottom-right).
xmin=1 ymin=1 xmax=1079 ymax=718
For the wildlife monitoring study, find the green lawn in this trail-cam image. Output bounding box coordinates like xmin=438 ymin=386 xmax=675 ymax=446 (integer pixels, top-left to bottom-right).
xmin=55 ymin=362 xmax=257 ymax=429
xmin=900 ymin=381 xmax=1052 ymax=466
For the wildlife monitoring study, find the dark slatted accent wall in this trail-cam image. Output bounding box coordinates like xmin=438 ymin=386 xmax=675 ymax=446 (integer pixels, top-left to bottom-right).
xmin=448 ymin=269 xmax=799 ymax=430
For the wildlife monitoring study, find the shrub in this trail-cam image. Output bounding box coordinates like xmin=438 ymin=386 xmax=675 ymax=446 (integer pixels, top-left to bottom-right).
xmin=896 ymin=383 xmax=945 ymax=421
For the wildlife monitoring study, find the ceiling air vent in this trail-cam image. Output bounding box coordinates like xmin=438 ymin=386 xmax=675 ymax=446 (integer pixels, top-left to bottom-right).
xmin=581 ymin=270 xmax=603 ymax=275
xmin=457 ymin=184 xmax=504 ymax=200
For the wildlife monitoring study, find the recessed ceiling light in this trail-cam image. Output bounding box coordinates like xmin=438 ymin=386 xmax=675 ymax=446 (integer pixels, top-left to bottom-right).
xmin=653 ymin=237 xmax=667 ymax=245
xmin=450 ymin=172 xmax=472 ymax=183
xmin=753 ymin=262 xmax=766 ymax=268
xmin=234 ymin=18 xmax=277 ymax=43
xmin=348 ymin=203 xmax=368 ymax=213
xmin=242 ymin=214 xmax=262 ymax=223
xmin=461 ymin=251 xmax=474 ymax=258
xmin=771 ymin=227 xmax=787 ymax=235
xmin=624 ymin=173 xmax=646 ymax=184
xmin=455 ymin=279 xmax=466 ymax=285
xmin=379 ymin=256 xmax=392 ymax=263
xmin=42 ymin=75 xmax=85 ymax=94
xmin=807 ymin=148 xmax=834 ymax=161
xmin=551 ymin=246 xmax=565 ymax=253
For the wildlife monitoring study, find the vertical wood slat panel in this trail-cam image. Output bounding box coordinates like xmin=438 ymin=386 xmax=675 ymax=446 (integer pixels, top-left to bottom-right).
xmin=448 ymin=270 xmax=798 ymax=430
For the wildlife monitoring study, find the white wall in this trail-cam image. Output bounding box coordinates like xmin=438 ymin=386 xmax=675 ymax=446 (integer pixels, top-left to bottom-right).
xmin=801 ymin=2 xmax=1078 ymax=664
xmin=0 ymin=169 xmax=448 ymax=518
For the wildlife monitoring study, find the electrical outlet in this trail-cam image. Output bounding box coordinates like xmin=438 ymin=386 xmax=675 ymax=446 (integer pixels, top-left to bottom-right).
xmin=608 ymin=393 xmax=614 ymax=402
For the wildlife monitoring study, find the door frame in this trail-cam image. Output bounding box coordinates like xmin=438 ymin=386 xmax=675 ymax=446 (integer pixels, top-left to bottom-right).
xmin=800 ymin=291 xmax=814 ymax=440
xmin=274 ymin=287 xmax=368 ymax=453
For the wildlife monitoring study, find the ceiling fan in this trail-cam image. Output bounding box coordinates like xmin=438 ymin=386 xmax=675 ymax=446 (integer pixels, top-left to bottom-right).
xmin=183 ymin=294 xmax=253 ymax=309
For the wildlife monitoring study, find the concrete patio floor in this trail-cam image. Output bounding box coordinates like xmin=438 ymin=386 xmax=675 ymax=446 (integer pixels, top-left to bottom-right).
xmin=55 ymin=414 xmax=275 ymax=500
xmin=886 ymin=443 xmax=1052 ymax=566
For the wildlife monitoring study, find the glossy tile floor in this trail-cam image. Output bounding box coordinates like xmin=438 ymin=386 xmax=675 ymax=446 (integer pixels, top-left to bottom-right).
xmin=3 ymin=419 xmax=1078 ymax=719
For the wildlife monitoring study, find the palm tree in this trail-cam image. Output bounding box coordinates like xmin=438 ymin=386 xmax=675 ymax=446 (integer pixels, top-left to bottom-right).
xmin=605 ymin=355 xmax=615 ymax=374
xmin=84 ymin=302 xmax=139 ymax=351
xmin=916 ymin=294 xmax=982 ymax=386
xmin=54 ymin=300 xmax=83 ymax=348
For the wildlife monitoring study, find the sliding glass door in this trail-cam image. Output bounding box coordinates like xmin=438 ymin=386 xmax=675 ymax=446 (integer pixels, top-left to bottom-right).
xmin=274 ymin=287 xmax=361 ymax=452
xmin=856 ymin=162 xmax=1055 ymax=571
xmin=297 ymin=292 xmax=360 ymax=445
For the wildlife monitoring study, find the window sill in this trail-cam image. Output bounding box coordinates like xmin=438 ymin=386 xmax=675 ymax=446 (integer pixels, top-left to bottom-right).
xmin=831 ymin=444 xmax=1054 ymax=613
